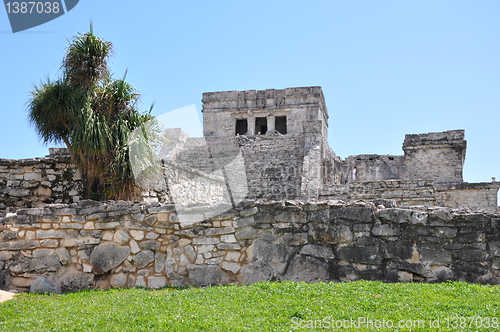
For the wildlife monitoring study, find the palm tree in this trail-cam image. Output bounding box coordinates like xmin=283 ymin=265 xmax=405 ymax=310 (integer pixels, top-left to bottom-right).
xmin=28 ymin=27 xmax=155 ymax=201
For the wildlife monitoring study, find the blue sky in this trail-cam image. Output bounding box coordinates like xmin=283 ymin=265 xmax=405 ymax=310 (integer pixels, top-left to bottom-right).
xmin=1 ymin=1 xmax=499 ymax=184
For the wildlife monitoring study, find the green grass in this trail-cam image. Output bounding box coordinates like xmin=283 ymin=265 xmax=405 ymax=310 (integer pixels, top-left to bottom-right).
xmin=1 ymin=281 xmax=499 ymax=331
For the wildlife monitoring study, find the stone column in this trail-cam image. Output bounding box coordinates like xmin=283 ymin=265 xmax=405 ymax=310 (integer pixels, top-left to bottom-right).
xmin=267 ymin=114 xmax=275 ymax=133
xmin=247 ymin=116 xmax=256 ymax=135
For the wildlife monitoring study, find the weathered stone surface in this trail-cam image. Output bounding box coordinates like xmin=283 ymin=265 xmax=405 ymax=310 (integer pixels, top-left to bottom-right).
xmin=139 ymin=241 xmax=161 ymax=251
xmin=10 ymin=255 xmax=61 ymax=274
xmin=299 ymin=244 xmax=335 ymax=260
xmin=283 ymin=255 xmax=330 ymax=282
xmin=56 ymin=267 xmax=94 ymax=292
xmin=238 ymin=265 xmax=273 ymax=284
xmin=419 ymin=247 xmax=452 ymax=264
xmin=247 ymin=240 xmax=290 ymax=274
xmin=134 ymin=250 xmax=154 ymax=269
xmin=36 ymin=230 xmax=67 ymax=239
xmin=187 ymin=265 xmax=228 ymax=286
xmin=240 ymin=207 xmax=258 ymax=217
xmin=113 ymin=230 xmax=130 ymax=244
xmin=90 ymin=243 xmax=130 ymax=274
xmin=30 ymin=276 xmax=61 ymax=294
xmin=0 ymin=230 xmax=17 ymax=241
xmin=0 ymin=240 xmax=40 ymax=250
xmin=372 ymin=224 xmax=400 ymax=237
xmin=308 ymin=223 xmax=353 ymax=245
xmin=337 ymin=246 xmax=382 ymax=265
xmin=148 ymin=276 xmax=167 ymax=288
xmin=234 ymin=217 xmax=255 ymax=228
xmin=235 ymin=226 xmax=257 ymax=240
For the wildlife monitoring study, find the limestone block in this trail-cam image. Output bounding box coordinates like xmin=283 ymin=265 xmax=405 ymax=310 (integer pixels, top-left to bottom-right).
xmin=110 ymin=273 xmax=127 ymax=287
xmin=336 ymin=246 xmax=382 ymax=265
xmin=234 ymin=217 xmax=255 ymax=228
xmin=221 ymin=234 xmax=237 ymax=243
xmin=29 ymin=276 xmax=61 ymax=294
xmin=56 ymin=267 xmax=93 ymax=292
xmin=135 ymin=276 xmax=147 ymax=287
xmin=130 ymin=239 xmax=140 ymax=254
xmin=60 ymin=223 xmax=83 ymax=229
xmin=95 ymin=222 xmax=120 ymax=229
xmin=0 ymin=230 xmax=17 ymax=241
xmin=430 ymin=266 xmax=454 ymax=281
xmin=283 ymin=255 xmax=330 ymax=282
xmin=9 ymin=188 xmax=30 ymax=197
xmin=113 ymin=230 xmax=131 ymax=244
xmin=221 ymin=261 xmax=241 ymax=274
xmin=155 ymin=252 xmax=166 ymax=273
xmin=235 ymin=227 xmax=257 ymax=240
xmin=238 ymin=265 xmax=273 ymax=284
xmin=217 ymin=243 xmax=241 ymax=250
xmin=146 ymin=232 xmax=159 ymax=240
xmin=381 ymin=240 xmax=413 ymax=260
xmin=130 ymin=230 xmax=144 ymax=240
xmin=36 ymin=230 xmax=67 ymax=239
xmin=184 ymin=245 xmax=196 ymax=262
xmin=83 ymin=222 xmax=95 ymax=230
xmin=0 ymin=240 xmax=40 ymax=250
xmin=56 ymin=248 xmax=71 ymax=265
xmin=11 ymin=277 xmax=34 ymax=288
xmin=193 ymin=237 xmax=219 ymax=245
xmin=457 ymin=249 xmax=487 ymax=262
xmin=299 ymin=244 xmax=335 ymax=260
xmin=34 ymin=186 xmax=52 ymax=197
xmin=148 ymin=276 xmax=167 ymax=289
xmin=308 ymin=223 xmax=353 ymax=245
xmin=205 ymin=227 xmax=235 ymax=236
xmin=32 ymin=249 xmax=56 ymax=258
xmin=10 ymin=255 xmax=61 ymax=274
xmin=90 ymin=243 xmax=130 ymax=274
xmin=372 ymin=224 xmax=400 ymax=237
xmin=134 ymin=250 xmax=155 ymax=268
xmin=60 ymin=237 xmax=100 ymax=247
xmin=187 ymin=265 xmax=228 ymax=286
xmin=240 ymin=207 xmax=258 ymax=217
xmin=139 ymin=241 xmax=161 ymax=251
xmin=206 ymin=257 xmax=222 ymax=265
xmin=247 ymin=239 xmax=290 ymax=274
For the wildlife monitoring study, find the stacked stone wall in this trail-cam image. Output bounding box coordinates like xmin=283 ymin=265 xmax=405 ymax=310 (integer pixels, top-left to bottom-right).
xmin=0 ymin=154 xmax=82 ymax=215
xmin=1 ymin=200 xmax=500 ymax=293
xmin=237 ymin=135 xmax=305 ymax=201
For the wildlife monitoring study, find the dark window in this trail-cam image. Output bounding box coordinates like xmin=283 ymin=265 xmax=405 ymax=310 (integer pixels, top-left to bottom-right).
xmin=235 ymin=119 xmax=248 ymax=135
xmin=275 ymin=116 xmax=287 ymax=134
xmin=255 ymin=117 xmax=267 ymax=135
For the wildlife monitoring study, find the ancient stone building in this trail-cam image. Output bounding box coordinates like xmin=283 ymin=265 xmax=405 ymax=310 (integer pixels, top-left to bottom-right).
xmin=164 ymin=86 xmax=498 ymax=210
xmin=1 ymin=86 xmax=500 ymax=293
xmin=0 ymin=86 xmax=498 ymax=215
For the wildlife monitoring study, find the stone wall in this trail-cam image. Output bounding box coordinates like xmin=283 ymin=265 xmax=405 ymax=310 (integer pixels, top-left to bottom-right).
xmin=435 ymin=182 xmax=500 ymax=209
xmin=1 ymin=199 xmax=500 ymax=293
xmin=0 ymin=149 xmax=82 ymax=215
xmin=401 ymin=130 xmax=466 ymax=183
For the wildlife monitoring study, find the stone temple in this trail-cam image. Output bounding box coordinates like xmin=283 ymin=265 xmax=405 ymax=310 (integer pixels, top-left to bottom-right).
xmin=161 ymin=86 xmax=498 ymax=210
xmin=0 ymin=86 xmax=498 ymax=212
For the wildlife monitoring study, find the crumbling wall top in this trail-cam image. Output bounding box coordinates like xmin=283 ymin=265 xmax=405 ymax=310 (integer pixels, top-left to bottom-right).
xmin=403 ymin=129 xmax=466 ymax=149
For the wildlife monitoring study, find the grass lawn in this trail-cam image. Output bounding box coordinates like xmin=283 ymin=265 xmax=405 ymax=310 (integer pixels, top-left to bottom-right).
xmin=1 ymin=280 xmax=499 ymax=331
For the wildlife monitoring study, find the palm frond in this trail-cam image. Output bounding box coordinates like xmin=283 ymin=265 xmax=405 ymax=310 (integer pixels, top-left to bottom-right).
xmin=63 ymin=31 xmax=112 ymax=92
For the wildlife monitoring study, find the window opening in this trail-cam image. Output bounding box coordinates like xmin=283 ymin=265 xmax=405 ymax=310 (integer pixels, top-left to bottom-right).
xmin=275 ymin=116 xmax=287 ymax=134
xmin=255 ymin=117 xmax=267 ymax=135
xmin=235 ymin=119 xmax=248 ymax=135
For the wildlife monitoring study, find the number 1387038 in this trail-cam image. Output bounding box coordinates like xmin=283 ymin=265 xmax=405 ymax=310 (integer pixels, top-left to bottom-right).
xmin=5 ymin=2 xmax=60 ymax=14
